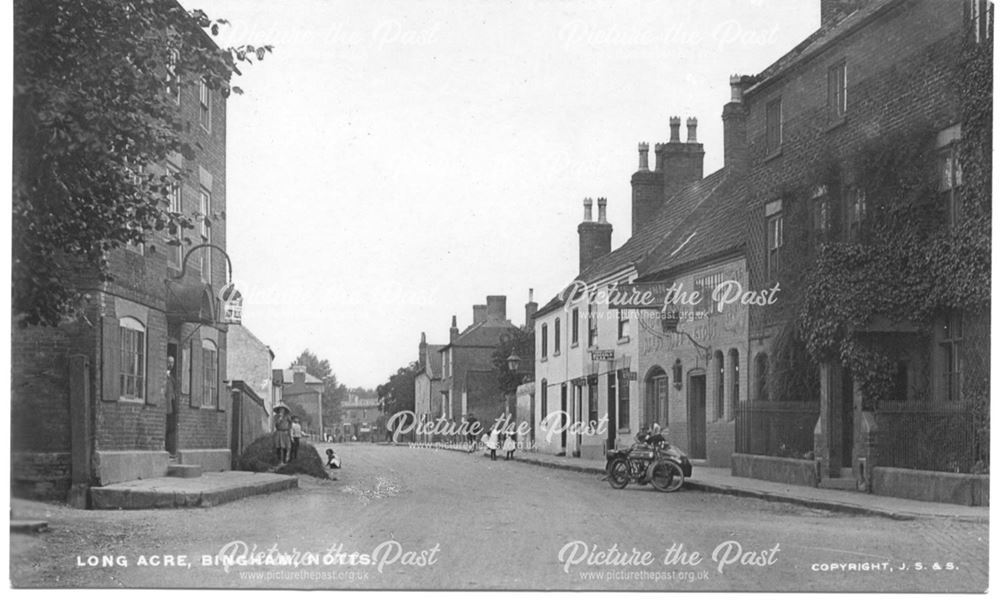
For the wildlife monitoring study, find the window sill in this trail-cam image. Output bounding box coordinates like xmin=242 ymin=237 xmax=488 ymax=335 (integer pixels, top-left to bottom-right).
xmin=200 ymin=405 xmax=220 ymax=411
xmin=117 ymin=397 xmax=145 ymax=404
xmin=553 ymin=350 xmax=561 ymax=357
xmin=617 ymin=336 xmax=631 ymax=345
xmin=570 ymin=341 xmax=579 ymax=349
xmin=540 ymin=357 xmax=548 ymax=363
xmin=617 ymin=428 xmax=631 ymax=434
xmin=764 ymin=148 xmax=783 ymax=163
xmin=825 ymin=116 xmax=847 ymax=133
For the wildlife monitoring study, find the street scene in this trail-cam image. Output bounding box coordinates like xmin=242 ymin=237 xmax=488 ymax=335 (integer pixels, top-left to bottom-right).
xmin=10 ymin=444 xmax=990 ymax=591
xmin=9 ymin=0 xmax=993 ymax=594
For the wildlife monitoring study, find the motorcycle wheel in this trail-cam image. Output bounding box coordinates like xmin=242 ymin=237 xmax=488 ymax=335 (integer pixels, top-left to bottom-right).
xmin=607 ymin=459 xmax=630 ymax=489
xmin=648 ymin=460 xmax=684 ymax=492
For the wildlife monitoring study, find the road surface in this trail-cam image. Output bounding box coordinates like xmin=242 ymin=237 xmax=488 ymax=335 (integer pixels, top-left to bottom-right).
xmin=10 ymin=443 xmax=988 ymax=591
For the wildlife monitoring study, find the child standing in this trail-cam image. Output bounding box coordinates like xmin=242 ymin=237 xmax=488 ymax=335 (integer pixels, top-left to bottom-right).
xmin=273 ymin=406 xmax=292 ymax=464
xmin=290 ymin=416 xmax=303 ymax=460
xmin=502 ymin=430 xmax=516 ymax=460
xmin=486 ymin=426 xmax=500 ymax=461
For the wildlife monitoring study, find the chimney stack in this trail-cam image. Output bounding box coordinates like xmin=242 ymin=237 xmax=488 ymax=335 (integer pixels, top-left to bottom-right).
xmin=449 ymin=315 xmax=458 ymax=343
xmin=686 ymin=117 xmax=698 ymax=142
xmin=637 ymin=142 xmax=650 ymax=171
xmin=486 ymin=296 xmax=507 ymax=323
xmin=669 ymin=116 xmax=681 ymax=142
xmin=578 ymin=198 xmax=613 ymax=274
xmin=525 ymin=288 xmax=538 ymax=330
xmin=821 ymin=0 xmax=865 ymax=28
xmin=723 ymin=74 xmax=749 ymax=174
xmin=419 ymin=332 xmax=427 ymax=364
xmin=473 ymin=304 xmax=487 ymax=324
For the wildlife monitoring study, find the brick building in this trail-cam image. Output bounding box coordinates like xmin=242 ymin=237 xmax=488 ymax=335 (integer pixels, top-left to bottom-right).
xmin=280 ymin=366 xmax=324 ymax=436
xmin=735 ymin=0 xmax=991 ymax=503
xmin=340 ymin=393 xmax=381 ymax=441
xmin=438 ymin=296 xmax=521 ymax=426
xmin=12 ymin=25 xmax=234 ymax=502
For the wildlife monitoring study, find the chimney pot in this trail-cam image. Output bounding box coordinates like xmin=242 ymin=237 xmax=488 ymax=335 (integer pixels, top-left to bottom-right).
xmin=669 ymin=116 xmax=681 ymax=142
xmin=583 ymin=197 xmax=593 ymax=222
xmin=637 ymin=142 xmax=650 ymax=171
xmin=686 ymin=117 xmax=698 ymax=142
xmin=729 ymin=74 xmax=744 ymax=103
xmin=597 ymin=197 xmax=608 ymax=223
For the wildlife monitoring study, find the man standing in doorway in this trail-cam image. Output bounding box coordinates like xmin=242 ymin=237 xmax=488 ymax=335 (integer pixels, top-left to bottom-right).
xmin=165 ymin=355 xmax=178 ymax=456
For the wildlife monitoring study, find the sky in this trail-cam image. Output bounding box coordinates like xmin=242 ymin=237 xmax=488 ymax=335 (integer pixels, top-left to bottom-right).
xmin=184 ymin=0 xmax=819 ymax=388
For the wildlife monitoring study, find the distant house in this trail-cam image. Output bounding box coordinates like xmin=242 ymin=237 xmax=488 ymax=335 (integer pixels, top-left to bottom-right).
xmin=341 ymin=393 xmax=381 ymax=441
xmin=281 ymin=366 xmax=324 ymax=436
xmin=413 ymin=332 xmax=445 ymax=441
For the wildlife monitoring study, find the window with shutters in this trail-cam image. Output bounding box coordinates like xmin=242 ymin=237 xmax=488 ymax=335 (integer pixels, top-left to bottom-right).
xmin=540 ymin=323 xmax=548 ymax=358
xmin=118 ymin=317 xmax=146 ymax=402
xmin=571 ymin=307 xmax=579 ymax=346
xmin=202 ymin=340 xmax=219 ymax=408
xmin=766 ymin=213 xmax=783 ymax=281
xmin=587 ymin=303 xmax=598 ymax=347
xmin=969 ymin=0 xmax=993 ymax=44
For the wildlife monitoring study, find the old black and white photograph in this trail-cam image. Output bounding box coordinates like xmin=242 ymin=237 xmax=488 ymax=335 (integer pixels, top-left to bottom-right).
xmin=8 ymin=0 xmax=993 ymax=593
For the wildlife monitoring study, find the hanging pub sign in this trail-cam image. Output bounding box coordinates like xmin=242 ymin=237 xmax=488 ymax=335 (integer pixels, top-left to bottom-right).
xmin=218 ymin=282 xmax=244 ymax=324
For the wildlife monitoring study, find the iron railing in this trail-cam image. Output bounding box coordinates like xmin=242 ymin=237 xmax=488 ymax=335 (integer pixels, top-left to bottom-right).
xmin=735 ymin=400 xmax=819 ymax=459
xmin=871 ymin=400 xmax=987 ymax=473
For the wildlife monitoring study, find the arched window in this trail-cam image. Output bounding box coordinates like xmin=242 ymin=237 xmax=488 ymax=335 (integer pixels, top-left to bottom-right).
xmin=714 ymin=351 xmax=725 ymax=419
xmin=755 ymin=352 xmax=769 ymax=401
xmin=119 ymin=317 xmax=146 ymax=401
xmin=202 ymin=339 xmax=219 ymax=408
xmin=729 ymin=349 xmax=740 ymax=407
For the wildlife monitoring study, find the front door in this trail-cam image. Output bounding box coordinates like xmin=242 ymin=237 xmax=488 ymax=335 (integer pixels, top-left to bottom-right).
xmin=573 ymin=384 xmax=583 ymax=457
xmin=688 ymin=374 xmax=707 ymax=459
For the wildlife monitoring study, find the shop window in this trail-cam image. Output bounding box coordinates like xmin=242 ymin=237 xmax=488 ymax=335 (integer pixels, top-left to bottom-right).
xmin=202 ymin=339 xmax=219 ymax=408
xmin=119 ymin=317 xmax=146 ymax=401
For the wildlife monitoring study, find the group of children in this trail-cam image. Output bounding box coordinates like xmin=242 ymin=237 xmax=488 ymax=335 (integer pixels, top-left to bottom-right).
xmin=272 ymin=405 xmax=303 ymax=464
xmin=481 ymin=426 xmax=517 ymax=461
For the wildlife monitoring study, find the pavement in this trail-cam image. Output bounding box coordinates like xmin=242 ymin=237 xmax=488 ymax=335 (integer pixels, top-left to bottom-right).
xmin=89 ymin=470 xmax=298 ymax=510
xmin=438 ymin=444 xmax=989 ymax=523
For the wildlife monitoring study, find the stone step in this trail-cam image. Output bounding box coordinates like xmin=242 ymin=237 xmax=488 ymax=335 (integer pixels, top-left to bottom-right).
xmin=166 ymin=464 xmax=203 ymax=478
xmin=90 ymin=472 xmax=298 ymax=510
xmin=818 ymin=476 xmax=857 ymax=491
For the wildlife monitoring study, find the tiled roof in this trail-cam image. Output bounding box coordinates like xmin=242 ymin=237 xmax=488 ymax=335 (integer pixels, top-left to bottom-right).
xmin=637 ymin=177 xmax=746 ymax=278
xmin=422 ymin=344 xmax=445 ymax=378
xmin=577 ymin=170 xmax=728 ymax=283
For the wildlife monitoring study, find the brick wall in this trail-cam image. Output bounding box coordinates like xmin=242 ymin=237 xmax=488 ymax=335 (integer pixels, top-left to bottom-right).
xmin=745 ymin=1 xmax=964 ymax=341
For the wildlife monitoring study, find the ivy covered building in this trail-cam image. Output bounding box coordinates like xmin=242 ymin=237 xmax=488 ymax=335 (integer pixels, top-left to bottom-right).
xmin=736 ymin=0 xmax=991 ymax=504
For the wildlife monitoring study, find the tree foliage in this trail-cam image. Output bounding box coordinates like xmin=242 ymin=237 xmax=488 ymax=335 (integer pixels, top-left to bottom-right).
xmin=376 ymin=363 xmax=419 ymax=417
xmin=491 ymin=326 xmax=535 ymax=396
xmin=13 ymin=0 xmax=272 ymax=325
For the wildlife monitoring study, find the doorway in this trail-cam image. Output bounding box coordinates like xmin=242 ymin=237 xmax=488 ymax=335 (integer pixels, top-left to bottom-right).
xmin=688 ymin=374 xmax=707 ymax=459
xmin=606 ymin=375 xmax=617 ymax=452
xmin=166 ymin=342 xmax=179 ymax=456
xmin=560 ymin=384 xmax=568 ymax=453
xmin=841 ymin=370 xmax=855 ymax=469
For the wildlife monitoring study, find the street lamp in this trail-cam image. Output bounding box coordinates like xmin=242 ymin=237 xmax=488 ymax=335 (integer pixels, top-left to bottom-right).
xmin=506 ymin=352 xmax=521 ymax=373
